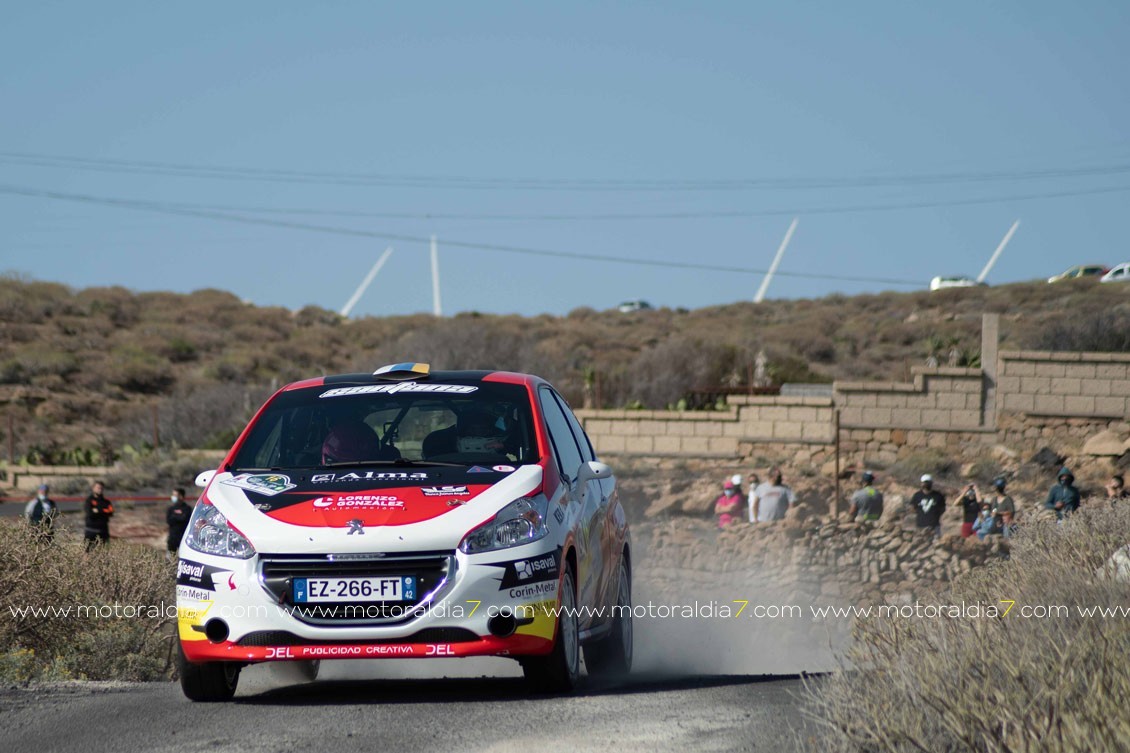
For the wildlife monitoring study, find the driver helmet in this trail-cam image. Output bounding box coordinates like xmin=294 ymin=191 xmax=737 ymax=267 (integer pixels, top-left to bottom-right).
xmin=456 ymin=410 xmax=505 ymax=454
xmin=322 ymin=421 xmax=380 ymax=465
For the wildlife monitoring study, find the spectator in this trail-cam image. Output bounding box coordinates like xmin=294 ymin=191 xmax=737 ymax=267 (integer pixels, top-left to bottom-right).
xmin=730 ymin=474 xmax=744 ymax=495
xmin=847 ymin=470 xmax=884 ymax=522
xmin=988 ymin=477 xmax=1017 ymax=537
xmin=1105 ymin=474 xmax=1129 ymax=507
xmin=958 ymin=483 xmax=982 ymax=538
xmin=911 ymin=474 xmax=946 ymax=538
xmin=714 ymin=479 xmax=745 ymax=528
xmin=973 ymin=500 xmax=996 ymax=540
xmin=83 ymin=480 xmax=114 ymax=551
xmin=24 ymin=483 xmax=59 ymax=541
xmin=751 ymin=466 xmax=795 ymax=523
xmin=166 ymin=487 xmax=193 ymax=555
xmin=1044 ymin=467 xmax=1081 ymax=520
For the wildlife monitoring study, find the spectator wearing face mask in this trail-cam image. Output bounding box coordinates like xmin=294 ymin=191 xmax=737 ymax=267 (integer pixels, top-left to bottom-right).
xmin=958 ymin=483 xmax=982 ymax=538
xmin=1044 ymin=467 xmax=1081 ymax=520
xmin=848 ymin=470 xmax=884 ymax=522
xmin=166 ymin=487 xmax=193 ymax=554
xmin=911 ymin=474 xmax=946 ymax=538
xmin=714 ymin=479 xmax=745 ymax=528
xmin=24 ymin=483 xmax=59 ymax=541
xmin=988 ymin=477 xmax=1017 ymax=537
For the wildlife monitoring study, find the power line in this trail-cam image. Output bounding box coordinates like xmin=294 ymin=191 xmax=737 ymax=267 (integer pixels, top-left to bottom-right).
xmin=39 ymin=182 xmax=1130 ymax=222
xmin=0 ymin=183 xmax=926 ymax=286
xmin=4 ymin=149 xmax=1130 ymax=192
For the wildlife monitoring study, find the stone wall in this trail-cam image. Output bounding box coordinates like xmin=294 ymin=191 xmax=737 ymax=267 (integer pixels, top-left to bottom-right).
xmin=578 ymin=313 xmax=1130 ymax=463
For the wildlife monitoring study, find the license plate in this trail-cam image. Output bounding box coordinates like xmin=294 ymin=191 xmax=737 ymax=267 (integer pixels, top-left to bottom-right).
xmin=292 ymin=576 xmax=416 ymax=603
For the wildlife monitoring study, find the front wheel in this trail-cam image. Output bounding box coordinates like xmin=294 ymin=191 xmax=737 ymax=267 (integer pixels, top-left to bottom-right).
xmin=583 ymin=557 xmax=633 ymax=677
xmin=178 ymin=643 xmax=240 ymax=702
xmin=521 ymin=566 xmax=580 ymax=693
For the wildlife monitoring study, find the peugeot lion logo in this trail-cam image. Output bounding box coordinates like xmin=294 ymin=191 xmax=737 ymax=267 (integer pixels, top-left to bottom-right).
xmin=346 ymin=519 xmax=365 ymax=535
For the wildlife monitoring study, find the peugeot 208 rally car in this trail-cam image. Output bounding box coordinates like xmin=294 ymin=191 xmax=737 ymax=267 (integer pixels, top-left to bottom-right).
xmin=176 ymin=363 xmax=631 ymax=701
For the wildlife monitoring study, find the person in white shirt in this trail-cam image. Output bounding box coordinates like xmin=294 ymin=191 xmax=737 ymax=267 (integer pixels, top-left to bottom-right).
xmin=751 ymin=466 xmax=796 ymax=522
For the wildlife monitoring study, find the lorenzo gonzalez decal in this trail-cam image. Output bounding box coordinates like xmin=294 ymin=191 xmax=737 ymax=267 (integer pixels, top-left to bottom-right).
xmin=311 ymin=494 xmax=405 ymax=510
xmin=319 ymin=382 xmax=478 ymax=398
xmin=222 ymin=473 xmax=296 ymax=496
xmin=489 ymin=552 xmax=560 ymax=589
xmin=311 ymin=471 xmax=429 ymax=483
xmin=421 ymin=485 xmax=470 ymax=497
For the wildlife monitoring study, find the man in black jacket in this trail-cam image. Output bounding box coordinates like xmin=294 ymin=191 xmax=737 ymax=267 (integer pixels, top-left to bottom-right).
xmin=166 ymin=487 xmax=192 ymax=554
xmin=1045 ymin=467 xmax=1081 ymax=520
xmin=911 ymin=474 xmax=946 ymax=538
xmin=83 ymin=480 xmax=114 ymax=551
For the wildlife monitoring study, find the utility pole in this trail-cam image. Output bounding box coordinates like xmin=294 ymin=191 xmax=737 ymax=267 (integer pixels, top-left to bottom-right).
xmin=431 ymin=235 xmax=443 ymax=317
xmin=754 ymin=218 xmax=799 ymax=303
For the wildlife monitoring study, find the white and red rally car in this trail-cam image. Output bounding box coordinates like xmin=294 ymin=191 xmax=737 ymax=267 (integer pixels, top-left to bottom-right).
xmin=176 ymin=363 xmax=631 ymax=701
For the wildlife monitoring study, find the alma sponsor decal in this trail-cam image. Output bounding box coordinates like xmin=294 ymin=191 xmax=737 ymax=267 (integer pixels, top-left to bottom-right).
xmin=319 ymin=382 xmax=478 ymax=398
xmin=311 ymin=494 xmax=405 ymax=510
xmin=311 ymin=471 xmax=428 ymax=483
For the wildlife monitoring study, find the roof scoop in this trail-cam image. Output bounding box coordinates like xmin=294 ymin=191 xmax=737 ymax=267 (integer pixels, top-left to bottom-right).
xmin=373 ymin=362 xmax=431 ymax=380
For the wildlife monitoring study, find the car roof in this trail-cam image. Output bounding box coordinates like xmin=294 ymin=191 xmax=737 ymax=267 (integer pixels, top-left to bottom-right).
xmin=282 ymin=369 xmax=546 ymax=392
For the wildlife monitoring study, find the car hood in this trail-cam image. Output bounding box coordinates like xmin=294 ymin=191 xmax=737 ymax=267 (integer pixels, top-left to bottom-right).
xmin=203 ymin=464 xmax=543 ymax=555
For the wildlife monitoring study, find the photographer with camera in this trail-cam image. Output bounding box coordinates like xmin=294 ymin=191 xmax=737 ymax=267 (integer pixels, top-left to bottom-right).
xmin=959 ymin=482 xmax=982 ymax=538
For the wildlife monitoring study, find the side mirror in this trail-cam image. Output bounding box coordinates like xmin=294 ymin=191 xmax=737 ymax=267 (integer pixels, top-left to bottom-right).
xmin=195 ymin=470 xmax=216 ymax=488
xmin=575 ymin=461 xmax=612 ymax=486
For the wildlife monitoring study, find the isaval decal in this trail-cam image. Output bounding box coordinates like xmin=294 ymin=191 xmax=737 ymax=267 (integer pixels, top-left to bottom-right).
xmin=222 ymin=473 xmax=296 ymax=497
xmin=489 ymin=552 xmax=560 ymax=589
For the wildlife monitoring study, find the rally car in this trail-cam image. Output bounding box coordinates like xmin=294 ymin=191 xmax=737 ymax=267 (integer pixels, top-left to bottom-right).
xmin=176 ymin=363 xmax=631 ymax=701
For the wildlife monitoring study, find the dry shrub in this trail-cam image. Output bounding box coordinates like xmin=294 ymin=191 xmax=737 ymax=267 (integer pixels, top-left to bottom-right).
xmin=0 ymin=521 xmax=176 ymax=681
xmin=807 ymin=504 xmax=1130 ymax=752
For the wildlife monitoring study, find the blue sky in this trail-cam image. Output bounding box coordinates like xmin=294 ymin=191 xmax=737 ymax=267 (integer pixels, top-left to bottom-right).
xmin=1 ymin=2 xmax=1128 ymax=316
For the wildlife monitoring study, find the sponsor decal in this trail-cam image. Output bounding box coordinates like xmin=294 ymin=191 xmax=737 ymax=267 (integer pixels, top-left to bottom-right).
xmin=553 ymin=507 xmax=566 ymax=524
xmin=421 ymin=485 xmax=470 ymax=497
xmin=347 ymin=519 xmax=365 ymax=535
xmin=176 ymin=585 xmax=212 ymax=602
xmin=467 ymin=466 xmax=493 ymax=474
xmin=320 ymin=382 xmax=478 ymax=398
xmin=492 ymin=464 xmax=515 ymax=473
xmin=447 ymin=499 xmax=467 ymax=507
xmin=490 ymin=551 xmax=560 ymax=589
xmin=508 ymin=581 xmax=558 ymax=600
xmin=222 ymin=473 xmax=296 ymax=497
xmin=176 ymin=559 xmax=232 ymax=591
xmin=311 ymin=471 xmax=429 ymax=483
xmin=426 ymin=644 xmax=454 ymax=656
xmin=311 ymin=494 xmax=405 ymax=510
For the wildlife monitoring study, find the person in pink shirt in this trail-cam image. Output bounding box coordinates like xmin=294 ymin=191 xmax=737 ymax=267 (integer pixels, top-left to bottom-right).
xmin=714 ymin=479 xmax=745 ymax=528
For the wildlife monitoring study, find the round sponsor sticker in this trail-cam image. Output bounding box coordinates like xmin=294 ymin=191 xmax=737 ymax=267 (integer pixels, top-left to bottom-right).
xmin=493 ymin=465 xmax=515 ymax=472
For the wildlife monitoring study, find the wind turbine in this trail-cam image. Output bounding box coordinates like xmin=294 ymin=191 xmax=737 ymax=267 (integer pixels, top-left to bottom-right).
xmin=754 ymin=217 xmax=799 ymax=303
xmin=339 ymin=247 xmax=394 ymax=317
xmin=977 ymin=220 xmax=1020 ymax=283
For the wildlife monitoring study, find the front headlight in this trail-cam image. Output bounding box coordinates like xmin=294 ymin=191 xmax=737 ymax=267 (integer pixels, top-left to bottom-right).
xmin=459 ymin=496 xmax=548 ymax=554
xmin=184 ymin=501 xmax=255 ymax=559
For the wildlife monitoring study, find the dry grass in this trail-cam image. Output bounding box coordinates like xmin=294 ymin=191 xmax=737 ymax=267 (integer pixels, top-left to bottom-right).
xmin=805 ymin=503 xmax=1130 ymax=752
xmin=0 ymin=521 xmax=177 ymax=681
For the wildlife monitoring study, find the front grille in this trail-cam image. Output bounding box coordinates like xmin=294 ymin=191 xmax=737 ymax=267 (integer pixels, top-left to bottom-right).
xmin=236 ymin=627 xmax=478 ymax=647
xmin=258 ymin=551 xmax=455 ymax=627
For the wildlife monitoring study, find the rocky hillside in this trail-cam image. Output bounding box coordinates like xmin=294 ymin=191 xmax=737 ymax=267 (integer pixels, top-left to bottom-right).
xmin=3 ymin=273 xmax=1130 ymax=466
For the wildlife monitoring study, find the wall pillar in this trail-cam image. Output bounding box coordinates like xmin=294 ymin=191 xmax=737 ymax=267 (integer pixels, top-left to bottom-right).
xmin=981 ymin=312 xmax=1000 ymax=429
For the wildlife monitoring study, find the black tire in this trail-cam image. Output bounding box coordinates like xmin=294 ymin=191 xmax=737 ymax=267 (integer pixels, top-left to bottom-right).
xmin=583 ymin=557 xmax=633 ymax=677
xmin=522 ymin=567 xmax=580 ymax=693
xmin=178 ymin=642 xmax=240 ymax=702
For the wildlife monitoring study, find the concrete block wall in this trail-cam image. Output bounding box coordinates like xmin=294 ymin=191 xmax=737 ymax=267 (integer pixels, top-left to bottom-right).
xmin=997 ymin=351 xmax=1130 ymax=418
xmin=577 ymin=315 xmax=1130 ymax=461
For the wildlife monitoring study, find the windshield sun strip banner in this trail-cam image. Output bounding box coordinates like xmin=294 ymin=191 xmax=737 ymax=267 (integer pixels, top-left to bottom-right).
xmin=319 ymin=382 xmax=478 ymax=398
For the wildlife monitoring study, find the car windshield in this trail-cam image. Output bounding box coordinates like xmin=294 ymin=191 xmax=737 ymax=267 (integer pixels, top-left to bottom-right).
xmin=230 ymin=380 xmax=539 ymax=471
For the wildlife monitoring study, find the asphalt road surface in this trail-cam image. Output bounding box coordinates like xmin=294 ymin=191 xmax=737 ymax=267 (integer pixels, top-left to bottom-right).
xmin=0 ymin=664 xmax=819 ymax=753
